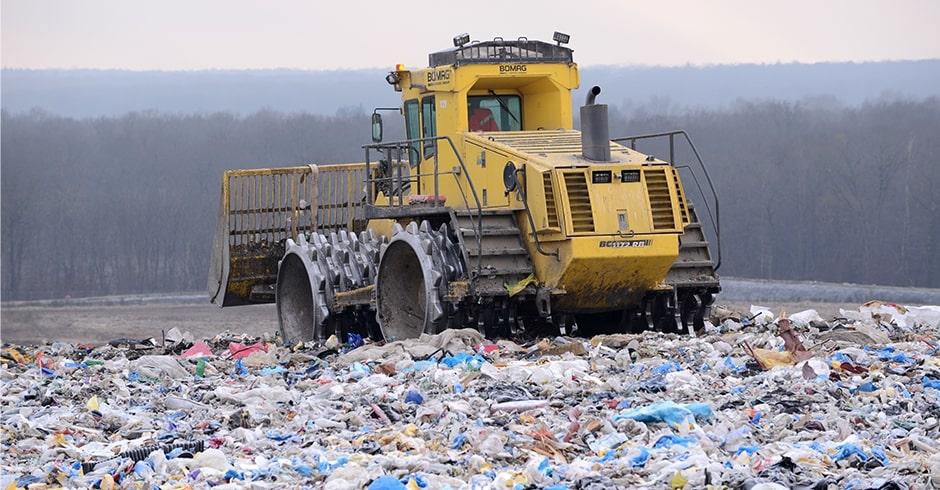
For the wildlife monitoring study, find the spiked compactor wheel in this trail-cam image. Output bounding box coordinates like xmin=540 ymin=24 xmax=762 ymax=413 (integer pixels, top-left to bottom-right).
xmin=276 ymin=230 xmax=384 ymax=344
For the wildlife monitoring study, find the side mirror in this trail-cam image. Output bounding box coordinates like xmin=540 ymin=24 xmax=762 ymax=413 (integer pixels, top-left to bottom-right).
xmin=371 ymin=113 xmax=383 ymax=143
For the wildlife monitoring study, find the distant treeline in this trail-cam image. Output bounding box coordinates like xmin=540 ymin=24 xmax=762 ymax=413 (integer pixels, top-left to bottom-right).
xmin=2 ymin=97 xmax=938 ymax=300
xmin=3 ymin=60 xmax=939 ymax=117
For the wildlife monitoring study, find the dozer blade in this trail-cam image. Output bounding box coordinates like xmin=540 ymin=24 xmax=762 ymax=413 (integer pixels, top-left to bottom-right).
xmin=208 ymin=163 xmax=368 ymax=306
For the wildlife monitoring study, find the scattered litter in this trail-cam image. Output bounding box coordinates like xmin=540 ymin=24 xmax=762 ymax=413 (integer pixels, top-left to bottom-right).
xmin=180 ymin=340 xmax=214 ymax=359
xmin=131 ymin=354 xmax=191 ymax=380
xmin=227 ymin=341 xmax=268 ymax=359
xmin=1 ymin=302 xmax=938 ymax=487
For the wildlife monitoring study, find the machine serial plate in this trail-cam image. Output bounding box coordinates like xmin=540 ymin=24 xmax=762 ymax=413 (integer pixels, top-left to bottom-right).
xmin=599 ymin=239 xmax=652 ymax=248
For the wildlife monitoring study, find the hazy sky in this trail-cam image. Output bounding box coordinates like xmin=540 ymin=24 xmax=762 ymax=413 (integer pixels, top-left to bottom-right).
xmin=3 ymin=0 xmax=939 ymax=70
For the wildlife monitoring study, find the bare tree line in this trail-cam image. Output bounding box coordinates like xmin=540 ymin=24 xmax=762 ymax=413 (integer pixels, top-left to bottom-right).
xmin=2 ymin=97 xmax=938 ymax=300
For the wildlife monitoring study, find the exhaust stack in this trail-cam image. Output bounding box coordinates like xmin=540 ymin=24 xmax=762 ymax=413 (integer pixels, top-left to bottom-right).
xmin=580 ymin=86 xmax=611 ymax=162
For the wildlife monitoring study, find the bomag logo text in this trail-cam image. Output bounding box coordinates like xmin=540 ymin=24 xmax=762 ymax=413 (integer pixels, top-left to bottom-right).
xmin=499 ymin=64 xmax=527 ymax=74
xmin=427 ymin=69 xmax=451 ymax=83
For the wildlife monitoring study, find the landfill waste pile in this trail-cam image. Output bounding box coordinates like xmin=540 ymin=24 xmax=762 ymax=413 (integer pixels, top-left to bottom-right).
xmin=2 ymin=301 xmax=940 ymax=489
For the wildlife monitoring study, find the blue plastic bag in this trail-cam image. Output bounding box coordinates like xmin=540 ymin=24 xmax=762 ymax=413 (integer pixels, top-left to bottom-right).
xmin=294 ymin=464 xmax=314 ymax=477
xmin=450 ymin=433 xmax=467 ymax=449
xmin=833 ymin=443 xmax=869 ymax=462
xmin=831 ymin=352 xmax=853 ymax=363
xmin=439 ymin=352 xmax=485 ymax=369
xmin=265 ymin=430 xmax=294 ymax=441
xmin=317 ymin=455 xmax=349 ymax=475
xmin=735 ymin=445 xmax=759 ymax=456
xmin=233 ymin=359 xmax=248 ymax=376
xmin=404 ymin=390 xmax=424 ymax=405
xmin=723 ymin=356 xmax=745 ymax=374
xmin=869 ymin=346 xmax=914 ymax=364
xmin=260 ymin=366 xmax=286 ymax=376
xmin=859 ymin=382 xmax=877 ymax=392
xmin=224 ymin=468 xmax=245 ymax=480
xmin=346 ymin=332 xmax=364 ymax=349
xmin=652 ymin=361 xmax=682 ymax=375
xmin=653 ymin=434 xmax=697 ymax=449
xmin=368 ymin=475 xmax=406 ymax=490
xmin=629 ymin=447 xmax=651 ymax=468
xmin=614 ymin=401 xmax=713 ymax=427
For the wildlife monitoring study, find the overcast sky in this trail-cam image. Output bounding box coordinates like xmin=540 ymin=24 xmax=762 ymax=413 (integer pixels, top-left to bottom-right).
xmin=3 ymin=0 xmax=939 ymax=70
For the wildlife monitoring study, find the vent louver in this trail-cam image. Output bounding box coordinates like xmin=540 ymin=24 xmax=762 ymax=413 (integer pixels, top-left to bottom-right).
xmin=671 ymin=169 xmax=690 ymax=225
xmin=564 ymin=171 xmax=595 ymax=233
xmin=543 ymin=172 xmax=559 ymax=229
xmin=645 ymin=168 xmax=677 ymax=230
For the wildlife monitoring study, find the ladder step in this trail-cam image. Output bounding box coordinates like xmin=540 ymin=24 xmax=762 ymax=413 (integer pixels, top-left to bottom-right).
xmin=671 ymin=260 xmax=715 ymax=269
xmin=468 ymin=246 xmax=528 ymax=256
xmin=476 ymin=266 xmax=532 ymax=277
xmin=679 ymin=240 xmax=710 ymax=249
xmin=460 ymin=227 xmax=520 ymax=236
xmin=455 ymin=209 xmax=514 ymax=216
xmin=457 ymin=217 xmax=515 ymax=228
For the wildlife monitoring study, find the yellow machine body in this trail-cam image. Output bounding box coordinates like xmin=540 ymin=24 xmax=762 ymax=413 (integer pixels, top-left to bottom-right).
xmin=209 ymin=36 xmax=718 ymax=339
xmin=380 ymin=60 xmax=691 ymax=312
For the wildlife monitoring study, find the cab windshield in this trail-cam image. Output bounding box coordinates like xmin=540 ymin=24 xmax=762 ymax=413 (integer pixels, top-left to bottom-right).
xmin=467 ymin=95 xmax=522 ymax=132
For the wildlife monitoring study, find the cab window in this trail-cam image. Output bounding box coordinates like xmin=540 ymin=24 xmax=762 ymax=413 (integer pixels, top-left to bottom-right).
xmin=468 ymin=95 xmax=522 ymax=132
xmin=421 ymin=96 xmax=436 ymax=158
xmin=404 ymin=99 xmax=420 ymax=165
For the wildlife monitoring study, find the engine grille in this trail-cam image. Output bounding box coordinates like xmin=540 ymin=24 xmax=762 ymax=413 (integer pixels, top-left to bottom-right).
xmin=644 ymin=168 xmax=677 ymax=230
xmin=564 ymin=171 xmax=595 ymax=233
xmin=671 ymin=168 xmax=690 ymax=225
xmin=543 ymin=172 xmax=559 ymax=228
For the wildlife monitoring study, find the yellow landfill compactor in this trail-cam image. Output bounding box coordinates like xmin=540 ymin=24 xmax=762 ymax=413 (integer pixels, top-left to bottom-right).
xmin=208 ymin=34 xmax=721 ymax=343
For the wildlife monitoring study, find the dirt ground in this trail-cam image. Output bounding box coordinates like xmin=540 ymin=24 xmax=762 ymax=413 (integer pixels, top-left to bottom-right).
xmin=1 ymin=303 xmax=277 ymax=345
xmin=0 ymin=300 xmax=856 ymax=346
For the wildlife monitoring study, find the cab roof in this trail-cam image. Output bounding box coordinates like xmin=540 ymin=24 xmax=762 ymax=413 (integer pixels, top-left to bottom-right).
xmin=428 ymin=39 xmax=573 ymax=68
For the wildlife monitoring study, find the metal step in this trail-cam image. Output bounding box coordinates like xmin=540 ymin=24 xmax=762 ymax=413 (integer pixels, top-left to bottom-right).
xmin=672 ymin=260 xmax=716 ymax=269
xmin=679 ymin=240 xmax=710 ymax=249
xmin=464 ymin=235 xmax=523 ymax=254
xmin=459 ymin=227 xmax=520 ymax=237
xmin=667 ymin=205 xmax=720 ymax=292
xmin=477 ymin=266 xmax=533 ymax=277
xmin=454 ymin=209 xmax=517 ymax=216
xmin=473 ymin=277 xmax=524 ymax=296
xmin=452 ymin=209 xmax=534 ymax=297
xmin=468 ymin=246 xmax=528 ymax=256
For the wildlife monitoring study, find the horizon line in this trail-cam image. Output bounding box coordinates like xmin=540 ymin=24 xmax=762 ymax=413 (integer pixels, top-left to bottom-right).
xmin=3 ymin=57 xmax=940 ymax=72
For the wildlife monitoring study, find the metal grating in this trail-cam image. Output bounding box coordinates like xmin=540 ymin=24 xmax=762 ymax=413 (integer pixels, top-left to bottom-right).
xmin=543 ymin=172 xmax=559 ymax=228
xmin=644 ymin=168 xmax=677 ymax=230
xmin=429 ymin=39 xmax=573 ymax=67
xmin=564 ymin=171 xmax=595 ymax=233
xmin=224 ymin=164 xmax=367 ymax=247
xmin=485 ymin=130 xmax=626 ymax=155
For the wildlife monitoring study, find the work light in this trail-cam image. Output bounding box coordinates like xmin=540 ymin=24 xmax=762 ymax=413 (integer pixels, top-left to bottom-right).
xmin=553 ymin=31 xmax=570 ymax=45
xmin=453 ymin=33 xmax=470 ymax=47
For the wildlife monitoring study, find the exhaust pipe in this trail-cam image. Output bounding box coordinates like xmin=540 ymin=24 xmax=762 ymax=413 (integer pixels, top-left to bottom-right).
xmin=580 ymin=86 xmax=611 ymax=162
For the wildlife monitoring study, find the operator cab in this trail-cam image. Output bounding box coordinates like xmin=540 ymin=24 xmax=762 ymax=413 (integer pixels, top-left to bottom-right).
xmin=380 ymin=35 xmax=579 ymax=165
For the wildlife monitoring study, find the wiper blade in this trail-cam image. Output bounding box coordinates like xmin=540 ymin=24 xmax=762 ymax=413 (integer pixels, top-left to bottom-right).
xmin=488 ymin=90 xmax=520 ymax=126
